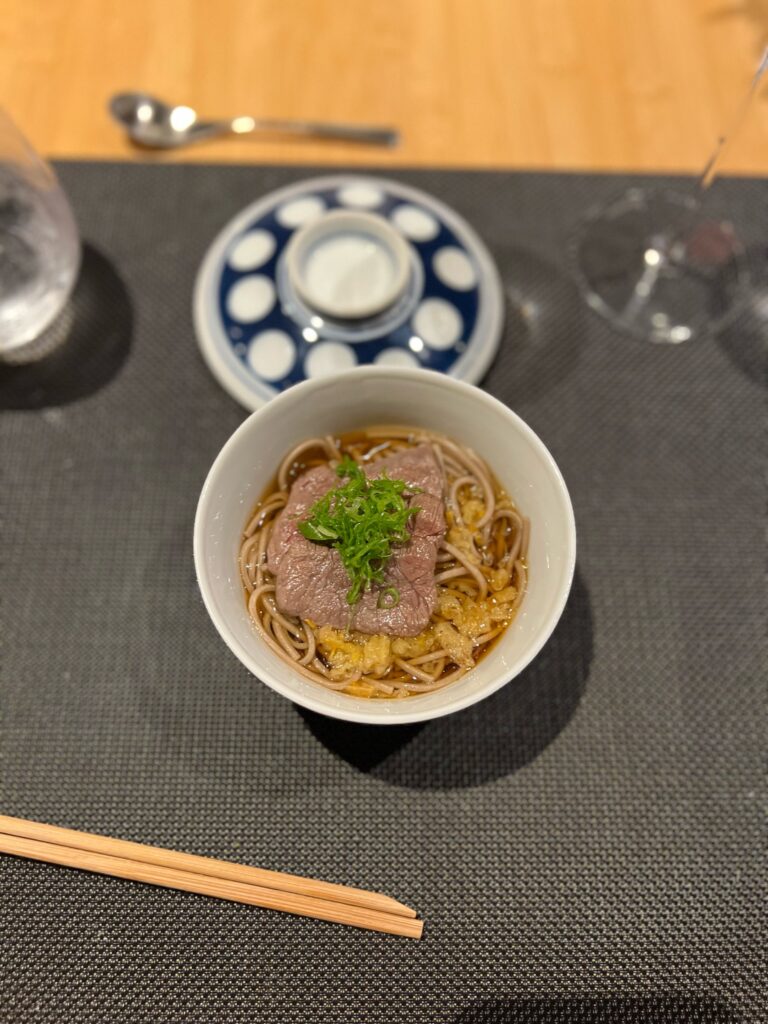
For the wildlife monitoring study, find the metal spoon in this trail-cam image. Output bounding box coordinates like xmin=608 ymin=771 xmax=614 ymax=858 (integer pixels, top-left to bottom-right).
xmin=109 ymin=92 xmax=399 ymax=149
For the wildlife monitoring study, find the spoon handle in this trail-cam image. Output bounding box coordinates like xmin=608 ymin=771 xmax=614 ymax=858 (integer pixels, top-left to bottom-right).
xmin=229 ymin=116 xmax=398 ymax=147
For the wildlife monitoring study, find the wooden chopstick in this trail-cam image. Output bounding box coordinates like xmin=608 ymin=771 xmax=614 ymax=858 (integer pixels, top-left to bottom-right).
xmin=0 ymin=831 xmax=423 ymax=938
xmin=0 ymin=815 xmax=414 ymax=919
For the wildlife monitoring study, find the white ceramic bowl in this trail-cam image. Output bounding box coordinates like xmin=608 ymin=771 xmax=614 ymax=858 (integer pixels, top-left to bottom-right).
xmin=194 ymin=368 xmax=576 ymax=725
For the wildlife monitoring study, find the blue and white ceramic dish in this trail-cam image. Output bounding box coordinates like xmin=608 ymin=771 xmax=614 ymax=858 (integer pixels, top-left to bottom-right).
xmin=194 ymin=175 xmax=503 ymax=409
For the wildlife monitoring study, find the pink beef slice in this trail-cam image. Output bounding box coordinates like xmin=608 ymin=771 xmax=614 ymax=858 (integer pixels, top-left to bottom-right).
xmin=266 ymin=444 xmax=446 ymax=636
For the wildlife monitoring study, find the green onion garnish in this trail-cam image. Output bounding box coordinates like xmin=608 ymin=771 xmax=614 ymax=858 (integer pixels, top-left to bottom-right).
xmin=298 ymin=456 xmax=417 ymax=606
xmin=377 ymin=587 xmax=400 ymax=610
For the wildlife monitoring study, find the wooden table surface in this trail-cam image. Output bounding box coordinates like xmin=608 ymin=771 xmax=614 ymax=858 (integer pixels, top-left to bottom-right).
xmin=3 ymin=0 xmax=767 ymax=173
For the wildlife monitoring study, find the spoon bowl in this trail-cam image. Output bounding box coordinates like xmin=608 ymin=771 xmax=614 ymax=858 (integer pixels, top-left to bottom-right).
xmin=109 ymin=93 xmax=220 ymax=149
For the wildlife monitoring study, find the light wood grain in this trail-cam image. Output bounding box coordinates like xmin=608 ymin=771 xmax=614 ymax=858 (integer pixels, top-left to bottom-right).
xmin=0 ymin=814 xmax=414 ymax=917
xmin=0 ymin=817 xmax=422 ymax=938
xmin=1 ymin=0 xmax=766 ymax=172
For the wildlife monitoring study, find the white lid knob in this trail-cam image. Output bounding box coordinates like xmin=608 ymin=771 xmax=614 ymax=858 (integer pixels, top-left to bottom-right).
xmin=284 ymin=210 xmax=411 ymax=320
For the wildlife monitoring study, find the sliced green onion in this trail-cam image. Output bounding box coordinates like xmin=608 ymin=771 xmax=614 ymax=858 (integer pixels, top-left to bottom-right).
xmin=377 ymin=587 xmax=400 ymax=609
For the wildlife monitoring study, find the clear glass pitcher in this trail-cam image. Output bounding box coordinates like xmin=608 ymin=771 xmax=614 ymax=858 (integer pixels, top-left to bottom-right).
xmin=0 ymin=110 xmax=80 ymax=359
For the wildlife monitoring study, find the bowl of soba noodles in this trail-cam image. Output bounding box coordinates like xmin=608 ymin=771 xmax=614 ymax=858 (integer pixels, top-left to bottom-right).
xmin=194 ymin=368 xmax=575 ymax=724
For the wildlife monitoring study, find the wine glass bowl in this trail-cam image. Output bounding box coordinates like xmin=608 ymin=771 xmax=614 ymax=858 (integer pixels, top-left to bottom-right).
xmin=575 ymin=187 xmax=746 ymax=344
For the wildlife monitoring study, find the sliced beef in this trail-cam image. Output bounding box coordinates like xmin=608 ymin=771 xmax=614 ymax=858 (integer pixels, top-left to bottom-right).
xmin=267 ymin=465 xmax=336 ymax=575
xmin=266 ymin=444 xmax=446 ymax=636
xmin=365 ymin=443 xmax=443 ymax=500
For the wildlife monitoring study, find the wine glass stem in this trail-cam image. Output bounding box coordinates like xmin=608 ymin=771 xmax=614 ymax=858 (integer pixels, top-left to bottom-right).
xmin=695 ymin=46 xmax=768 ymax=198
xmin=639 ymin=43 xmax=768 ymax=310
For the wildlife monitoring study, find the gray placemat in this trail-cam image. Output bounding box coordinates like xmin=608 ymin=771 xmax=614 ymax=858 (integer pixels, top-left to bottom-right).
xmin=1 ymin=162 xmax=765 ymax=1024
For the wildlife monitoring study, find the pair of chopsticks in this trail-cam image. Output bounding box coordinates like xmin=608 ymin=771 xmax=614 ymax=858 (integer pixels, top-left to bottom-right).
xmin=0 ymin=815 xmax=423 ymax=939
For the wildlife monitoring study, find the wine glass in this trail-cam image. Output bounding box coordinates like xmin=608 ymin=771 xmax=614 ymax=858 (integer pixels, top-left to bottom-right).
xmin=575 ymin=48 xmax=768 ymax=344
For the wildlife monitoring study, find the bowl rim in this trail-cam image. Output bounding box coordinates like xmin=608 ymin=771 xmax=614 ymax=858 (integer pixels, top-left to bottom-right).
xmin=193 ymin=367 xmax=577 ymax=725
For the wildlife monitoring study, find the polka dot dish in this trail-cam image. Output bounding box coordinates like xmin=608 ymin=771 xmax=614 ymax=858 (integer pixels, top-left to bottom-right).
xmin=194 ymin=175 xmax=503 ymax=409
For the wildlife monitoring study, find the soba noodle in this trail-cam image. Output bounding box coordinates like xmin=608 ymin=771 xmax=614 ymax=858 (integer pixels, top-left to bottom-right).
xmin=239 ymin=428 xmax=529 ymax=699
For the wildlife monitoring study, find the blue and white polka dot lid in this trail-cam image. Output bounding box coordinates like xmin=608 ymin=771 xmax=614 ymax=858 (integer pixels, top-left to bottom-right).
xmin=193 ymin=175 xmax=503 ymax=409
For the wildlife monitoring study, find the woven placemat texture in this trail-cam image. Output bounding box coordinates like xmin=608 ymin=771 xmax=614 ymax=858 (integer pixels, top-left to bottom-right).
xmin=1 ymin=163 xmax=765 ymax=1024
